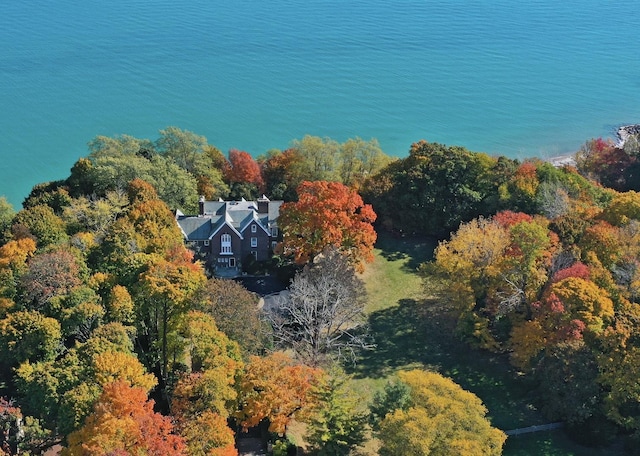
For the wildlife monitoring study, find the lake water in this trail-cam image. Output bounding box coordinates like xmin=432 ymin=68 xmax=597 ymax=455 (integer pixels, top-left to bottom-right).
xmin=2 ymin=0 xmax=640 ymax=207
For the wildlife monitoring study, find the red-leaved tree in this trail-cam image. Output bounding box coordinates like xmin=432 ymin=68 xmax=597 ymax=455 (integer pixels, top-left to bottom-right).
xmin=224 ymin=150 xmax=264 ymax=190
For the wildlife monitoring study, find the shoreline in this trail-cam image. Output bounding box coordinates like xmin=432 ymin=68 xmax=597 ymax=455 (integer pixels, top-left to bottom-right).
xmin=547 ymin=154 xmax=576 ymax=167
xmin=544 ymin=123 xmax=640 ymax=169
xmin=616 ymin=124 xmax=640 ymax=147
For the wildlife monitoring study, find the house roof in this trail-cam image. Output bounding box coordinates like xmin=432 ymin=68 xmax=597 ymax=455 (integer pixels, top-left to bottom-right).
xmin=176 ymin=199 xmax=283 ymax=241
xmin=175 ymin=216 xmax=212 ymax=240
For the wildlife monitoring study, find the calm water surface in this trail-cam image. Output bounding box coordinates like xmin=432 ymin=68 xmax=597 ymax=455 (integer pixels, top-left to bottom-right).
xmin=1 ymin=0 xmax=640 ymax=206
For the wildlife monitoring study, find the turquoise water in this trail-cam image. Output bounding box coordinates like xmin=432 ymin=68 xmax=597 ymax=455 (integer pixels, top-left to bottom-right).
xmin=2 ymin=0 xmax=640 ymax=207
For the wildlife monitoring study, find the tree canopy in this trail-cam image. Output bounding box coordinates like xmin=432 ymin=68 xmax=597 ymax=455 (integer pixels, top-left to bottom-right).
xmin=278 ymin=181 xmax=376 ymax=270
xmin=379 ymin=370 xmax=507 ymax=456
xmin=377 ymin=370 xmax=506 ymax=456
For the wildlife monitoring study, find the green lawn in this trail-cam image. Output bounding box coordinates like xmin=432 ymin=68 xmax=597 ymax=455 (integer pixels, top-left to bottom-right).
xmin=352 ymin=231 xmax=626 ymax=456
xmin=361 ymin=231 xmax=434 ymax=314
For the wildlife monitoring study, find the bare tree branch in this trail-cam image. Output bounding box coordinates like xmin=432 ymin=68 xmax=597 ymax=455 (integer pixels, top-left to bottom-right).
xmin=266 ymin=247 xmax=373 ymax=366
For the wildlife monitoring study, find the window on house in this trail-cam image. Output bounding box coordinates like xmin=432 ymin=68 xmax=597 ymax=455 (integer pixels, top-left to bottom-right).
xmin=251 ymin=237 xmax=258 ymax=248
xmin=271 ymin=241 xmax=278 ymax=251
xmin=251 ymin=224 xmax=257 ymax=233
xmin=271 ymin=227 xmax=278 ymax=237
xmin=229 ymin=257 xmax=236 ymax=268
xmin=204 ymin=240 xmax=210 ymax=246
xmin=251 ymin=251 xmax=257 ymax=260
xmin=221 ymin=234 xmax=232 ymax=254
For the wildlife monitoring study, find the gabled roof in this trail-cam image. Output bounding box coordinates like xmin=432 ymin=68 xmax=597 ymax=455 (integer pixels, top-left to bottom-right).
xmin=239 ymin=211 xmax=271 ymax=236
xmin=176 ymin=198 xmax=284 ymax=242
xmin=209 ymin=212 xmax=244 ymax=240
xmin=175 ymin=216 xmax=212 ymax=240
xmin=267 ymin=201 xmax=283 ymax=225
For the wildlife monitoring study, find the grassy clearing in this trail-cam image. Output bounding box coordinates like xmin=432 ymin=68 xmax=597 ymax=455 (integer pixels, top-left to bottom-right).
xmin=353 ymin=231 xmax=624 ymax=456
xmin=361 ymin=232 xmax=435 ymax=314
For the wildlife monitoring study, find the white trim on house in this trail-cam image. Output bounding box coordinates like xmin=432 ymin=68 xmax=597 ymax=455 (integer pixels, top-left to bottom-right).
xmin=220 ymin=233 xmax=233 ymax=254
xmin=208 ymin=215 xmax=244 ymax=240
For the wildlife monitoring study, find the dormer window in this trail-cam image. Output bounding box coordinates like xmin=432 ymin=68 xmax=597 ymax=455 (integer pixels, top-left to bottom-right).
xmin=251 ymin=224 xmax=257 ymax=233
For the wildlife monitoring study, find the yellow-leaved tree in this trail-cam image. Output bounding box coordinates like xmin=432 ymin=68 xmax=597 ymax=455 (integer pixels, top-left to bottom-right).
xmin=378 ymin=370 xmax=506 ymax=456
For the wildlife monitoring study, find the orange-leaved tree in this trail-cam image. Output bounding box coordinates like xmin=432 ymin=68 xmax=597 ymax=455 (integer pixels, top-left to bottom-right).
xmin=236 ymin=352 xmax=322 ymax=434
xmin=62 ymin=380 xmax=186 ymax=456
xmin=277 ymin=181 xmax=376 ymax=271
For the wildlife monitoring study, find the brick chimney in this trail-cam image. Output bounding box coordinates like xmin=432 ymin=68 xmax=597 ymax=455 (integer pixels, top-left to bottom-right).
xmin=257 ymin=195 xmax=270 ymax=214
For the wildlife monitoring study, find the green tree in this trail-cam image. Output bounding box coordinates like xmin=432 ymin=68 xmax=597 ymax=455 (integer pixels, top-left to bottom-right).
xmin=136 ymin=256 xmax=207 ymax=382
xmin=534 ymin=341 xmax=601 ymax=425
xmin=76 ymin=141 xmax=200 ymax=212
xmin=155 ymin=126 xmax=208 ymax=173
xmin=260 ymin=148 xmax=306 ymax=201
xmin=22 ymin=182 xmax=73 ymax=215
xmin=12 ymin=205 xmax=68 ymax=248
xmin=306 ymin=371 xmax=367 ymax=455
xmin=291 ymin=135 xmax=340 ymax=181
xmin=339 ymin=137 xmax=392 ymax=187
xmin=0 ymin=310 xmax=61 ymax=366
xmin=97 ymin=180 xmax=186 ymax=275
xmin=87 ymin=134 xmax=155 ymax=159
xmin=368 ymin=379 xmax=411 ymax=431
xmin=62 ymin=190 xmax=128 ymax=240
xmin=500 ymin=219 xmax=556 ymax=313
xmin=362 ymin=140 xmax=508 ymax=236
xmin=15 ymin=330 xmax=154 ymax=437
xmin=0 ymin=196 xmax=15 ymax=244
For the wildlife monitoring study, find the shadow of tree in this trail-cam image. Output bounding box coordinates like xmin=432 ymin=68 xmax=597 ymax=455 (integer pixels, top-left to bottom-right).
xmin=374 ymin=231 xmax=439 ymax=273
xmin=349 ymin=297 xmax=544 ymax=430
xmin=349 ymin=298 xmax=454 ymax=379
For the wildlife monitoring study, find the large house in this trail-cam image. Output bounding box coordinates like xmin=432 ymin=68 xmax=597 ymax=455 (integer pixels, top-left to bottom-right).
xmin=175 ymin=196 xmax=283 ymax=276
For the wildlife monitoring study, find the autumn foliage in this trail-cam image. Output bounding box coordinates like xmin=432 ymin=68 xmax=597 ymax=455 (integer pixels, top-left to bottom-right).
xmin=224 ymin=149 xmax=264 ymax=189
xmin=9 ymin=126 xmax=640 ymax=452
xmin=237 ymin=352 xmax=322 ymax=434
xmin=63 ymin=381 xmax=186 ymax=456
xmin=378 ymin=370 xmax=506 ymax=456
xmin=278 ymin=181 xmax=376 ymax=270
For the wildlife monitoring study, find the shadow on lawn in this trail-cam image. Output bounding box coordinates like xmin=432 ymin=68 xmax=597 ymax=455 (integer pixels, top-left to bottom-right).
xmin=349 ymin=297 xmax=544 ymax=430
xmin=351 ymin=299 xmax=431 ymax=378
xmin=374 ymin=232 xmax=438 ymax=273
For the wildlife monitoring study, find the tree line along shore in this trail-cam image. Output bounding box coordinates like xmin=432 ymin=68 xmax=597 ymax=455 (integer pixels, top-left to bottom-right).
xmin=0 ymin=127 xmax=639 ymax=454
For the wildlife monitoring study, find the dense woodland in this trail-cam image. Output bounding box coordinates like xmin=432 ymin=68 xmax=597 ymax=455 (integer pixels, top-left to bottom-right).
xmin=0 ymin=127 xmax=639 ymax=455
